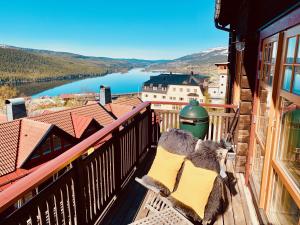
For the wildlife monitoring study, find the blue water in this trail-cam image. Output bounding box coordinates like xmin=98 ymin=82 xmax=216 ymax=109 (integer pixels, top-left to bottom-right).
xmin=32 ymin=68 xmax=160 ymax=98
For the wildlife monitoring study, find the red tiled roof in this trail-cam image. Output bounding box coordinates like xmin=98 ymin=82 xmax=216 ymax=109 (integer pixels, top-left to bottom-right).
xmin=71 ymin=113 xmax=93 ymax=138
xmin=112 ymin=96 xmax=143 ymax=107
xmin=104 ymin=103 xmax=134 ymax=118
xmin=0 ymin=164 xmax=44 ymax=192
xmin=31 ymin=103 xmax=114 ymax=137
xmin=17 ymin=119 xmax=52 ymax=168
xmin=0 ymin=101 xmax=131 ymax=189
xmin=0 ymin=120 xmax=21 ymax=176
xmin=0 ymin=103 xmax=114 ymax=178
xmin=86 ymin=100 xmax=98 ymax=105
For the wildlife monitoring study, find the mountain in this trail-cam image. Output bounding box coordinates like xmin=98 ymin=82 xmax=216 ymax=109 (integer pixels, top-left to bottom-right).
xmin=146 ymin=47 xmax=228 ymax=76
xmin=0 ymin=45 xmax=167 ymax=84
xmin=0 ymin=45 xmax=227 ymax=85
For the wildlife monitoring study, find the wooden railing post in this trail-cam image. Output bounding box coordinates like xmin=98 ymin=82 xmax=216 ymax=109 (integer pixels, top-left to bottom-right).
xmin=147 ymin=106 xmax=152 ymax=148
xmin=112 ymin=130 xmax=122 ymax=191
xmin=134 ymin=114 xmax=141 ymax=165
xmin=72 ymin=158 xmax=87 ymax=225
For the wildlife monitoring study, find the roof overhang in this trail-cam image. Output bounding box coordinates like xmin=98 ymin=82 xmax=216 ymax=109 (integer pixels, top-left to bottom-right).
xmin=214 ymin=0 xmax=239 ymax=32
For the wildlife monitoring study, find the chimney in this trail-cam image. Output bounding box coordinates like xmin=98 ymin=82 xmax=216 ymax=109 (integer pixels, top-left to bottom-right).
xmin=99 ymin=85 xmax=112 ymax=105
xmin=5 ymin=98 xmax=27 ymax=121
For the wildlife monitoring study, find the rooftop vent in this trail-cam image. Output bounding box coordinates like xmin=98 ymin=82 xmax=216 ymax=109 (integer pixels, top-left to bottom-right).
xmin=5 ymin=98 xmax=27 ymax=121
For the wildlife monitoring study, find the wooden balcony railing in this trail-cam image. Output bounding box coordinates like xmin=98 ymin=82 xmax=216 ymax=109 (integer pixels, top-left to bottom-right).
xmin=0 ymin=101 xmax=238 ymax=225
xmin=152 ymin=101 xmax=238 ymax=142
xmin=0 ymin=102 xmax=153 ymax=225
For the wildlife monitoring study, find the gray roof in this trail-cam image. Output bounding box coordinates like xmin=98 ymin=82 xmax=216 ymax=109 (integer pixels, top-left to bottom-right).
xmin=144 ymin=74 xmax=207 ymax=86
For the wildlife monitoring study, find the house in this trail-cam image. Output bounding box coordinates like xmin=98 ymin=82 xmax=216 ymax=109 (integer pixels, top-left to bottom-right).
xmin=141 ymin=73 xmax=207 ymax=110
xmin=215 ymin=0 xmax=300 ymax=224
xmin=207 ymin=62 xmax=229 ymax=104
xmin=0 ymin=95 xmax=142 ymax=193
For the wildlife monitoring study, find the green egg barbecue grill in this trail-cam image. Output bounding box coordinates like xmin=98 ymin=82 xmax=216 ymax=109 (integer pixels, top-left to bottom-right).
xmin=179 ymin=99 xmax=209 ymax=139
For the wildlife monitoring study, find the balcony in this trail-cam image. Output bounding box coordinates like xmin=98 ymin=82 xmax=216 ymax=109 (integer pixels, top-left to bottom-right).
xmin=0 ymin=101 xmax=258 ymax=225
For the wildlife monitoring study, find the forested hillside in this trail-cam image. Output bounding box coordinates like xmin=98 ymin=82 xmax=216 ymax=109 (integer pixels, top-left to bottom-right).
xmin=0 ymin=48 xmax=112 ymax=83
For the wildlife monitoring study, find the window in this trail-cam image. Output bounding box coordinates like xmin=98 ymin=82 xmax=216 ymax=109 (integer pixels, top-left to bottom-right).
xmin=252 ymin=34 xmax=279 ymax=197
xmin=52 ymin=135 xmax=61 ymax=151
xmin=153 ymin=95 xmax=157 ymax=98
xmin=260 ymin=25 xmax=300 ymax=224
xmin=30 ymin=152 xmax=40 ymax=160
xmin=162 ymin=96 xmax=166 ymax=99
xmin=194 ymin=89 xmax=197 ymax=93
xmin=42 ymin=137 xmax=51 ymax=155
xmin=276 ymin=99 xmax=300 ymax=188
xmin=269 ymin=173 xmax=299 ymax=225
xmin=153 ymin=86 xmax=157 ymax=90
xmin=169 ymin=96 xmax=172 ymax=100
xmin=187 ymin=88 xmax=190 ymax=92
xmin=145 ymin=94 xmax=148 ymax=97
xmin=221 ymin=83 xmax=224 ymax=86
xmin=173 ymin=87 xmax=176 ymax=91
xmin=179 ymin=97 xmax=184 ymax=101
xmin=221 ymin=75 xmax=224 ymax=78
xmin=282 ymin=33 xmax=300 ymax=95
xmin=64 ymin=140 xmax=72 ymax=149
xmin=180 ymin=88 xmax=183 ymax=92
xmin=293 ymin=67 xmax=300 ymax=95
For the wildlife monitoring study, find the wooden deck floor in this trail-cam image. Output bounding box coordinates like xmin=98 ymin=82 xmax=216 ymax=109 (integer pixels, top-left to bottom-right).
xmin=100 ymin=153 xmax=259 ymax=225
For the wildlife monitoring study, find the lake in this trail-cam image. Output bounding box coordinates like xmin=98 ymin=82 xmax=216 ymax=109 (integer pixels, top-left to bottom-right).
xmin=31 ymin=68 xmax=160 ymax=98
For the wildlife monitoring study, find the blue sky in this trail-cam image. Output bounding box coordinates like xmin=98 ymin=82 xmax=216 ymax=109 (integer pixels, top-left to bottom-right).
xmin=0 ymin=0 xmax=228 ymax=59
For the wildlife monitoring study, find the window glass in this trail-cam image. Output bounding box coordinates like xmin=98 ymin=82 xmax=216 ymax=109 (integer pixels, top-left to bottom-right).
xmin=269 ymin=173 xmax=299 ymax=225
xmin=277 ymin=99 xmax=300 ymax=189
xmin=297 ymin=39 xmax=300 ymax=63
xmin=256 ymin=85 xmax=271 ymax=145
xmin=53 ymin=135 xmax=61 ymax=151
xmin=282 ymin=66 xmax=293 ymax=92
xmin=292 ymin=67 xmax=300 ymax=95
xmin=286 ymin=37 xmax=297 ymax=64
xmin=42 ymin=137 xmax=51 ymax=155
xmin=252 ymin=140 xmax=265 ymax=195
xmin=64 ymin=140 xmax=72 ymax=149
xmin=272 ymin=42 xmax=278 ymax=63
xmin=30 ymin=152 xmax=40 ymax=159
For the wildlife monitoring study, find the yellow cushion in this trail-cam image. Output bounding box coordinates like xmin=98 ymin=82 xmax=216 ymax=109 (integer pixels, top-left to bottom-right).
xmin=147 ymin=146 xmax=185 ymax=192
xmin=171 ymin=160 xmax=218 ymax=219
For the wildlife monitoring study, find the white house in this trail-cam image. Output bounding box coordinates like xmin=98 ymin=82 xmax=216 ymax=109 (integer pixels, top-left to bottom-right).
xmin=141 ymin=74 xmax=207 ymax=110
xmin=207 ymin=62 xmax=229 ymax=104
